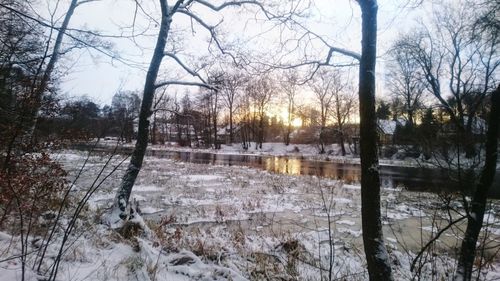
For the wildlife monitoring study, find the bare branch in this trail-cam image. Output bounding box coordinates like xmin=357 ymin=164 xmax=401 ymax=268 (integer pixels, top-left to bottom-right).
xmin=193 ymin=0 xmax=275 ymax=19
xmin=410 ymin=215 xmax=467 ymax=272
xmin=76 ymin=0 xmax=100 ymax=7
xmin=176 ymin=9 xmax=241 ymax=65
xmin=164 ymin=52 xmax=208 ymax=84
xmin=155 ymin=80 xmax=215 ymax=90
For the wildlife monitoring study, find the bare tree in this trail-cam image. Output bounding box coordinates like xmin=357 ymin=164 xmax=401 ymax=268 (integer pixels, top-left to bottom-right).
xmin=456 ymin=85 xmax=499 ymax=280
xmin=455 ymin=1 xmax=500 ymax=278
xmin=15 ymin=0 xmax=93 ymax=143
xmin=108 ymin=0 xmax=275 ymax=223
xmin=103 ymin=1 xmax=395 ymax=279
xmin=208 ymin=72 xmax=224 ymax=148
xmin=246 ymin=76 xmax=274 ymax=149
xmin=220 ymin=71 xmax=245 ymax=144
xmin=399 ymin=2 xmax=498 ymax=157
xmin=309 ymin=69 xmax=344 ymax=154
xmin=238 ymin=90 xmax=253 ymax=149
xmin=150 ymin=90 xmax=170 ymax=145
xmin=280 ymin=70 xmax=299 ymax=146
xmin=0 ymin=0 xmax=82 ymax=162
xmin=261 ymin=1 xmax=394 ymax=276
xmin=386 ymin=41 xmax=426 ymax=128
xmin=330 ymin=82 xmax=356 ymax=156
xmin=0 ymin=1 xmax=44 ymax=159
xmin=180 ymin=94 xmax=193 ymax=145
xmin=111 ymin=91 xmax=141 ymax=143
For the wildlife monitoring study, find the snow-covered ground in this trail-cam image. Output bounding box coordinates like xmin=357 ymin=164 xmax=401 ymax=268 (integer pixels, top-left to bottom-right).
xmin=1 ymin=150 xmax=499 ymax=280
xmin=96 ymin=140 xmax=434 ymax=168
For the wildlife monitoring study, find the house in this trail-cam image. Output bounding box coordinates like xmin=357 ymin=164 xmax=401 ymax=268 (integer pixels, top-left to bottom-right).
xmin=377 ymin=119 xmax=407 ymax=145
xmin=216 ymin=124 xmax=243 ymax=145
xmin=377 ymin=119 xmax=396 ymax=145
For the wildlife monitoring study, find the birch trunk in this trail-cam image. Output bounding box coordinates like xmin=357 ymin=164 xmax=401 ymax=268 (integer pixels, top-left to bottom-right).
xmin=108 ymin=0 xmax=172 ymax=224
xmin=22 ymin=0 xmax=79 ymax=144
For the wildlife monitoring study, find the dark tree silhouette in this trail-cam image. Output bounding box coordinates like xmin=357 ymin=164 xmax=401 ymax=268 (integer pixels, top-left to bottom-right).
xmin=357 ymin=0 xmax=394 ymax=280
xmin=456 ymin=86 xmax=499 ymax=280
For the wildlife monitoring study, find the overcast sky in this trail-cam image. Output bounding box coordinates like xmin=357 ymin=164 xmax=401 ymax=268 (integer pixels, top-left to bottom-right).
xmin=51 ymin=0 xmax=426 ymax=105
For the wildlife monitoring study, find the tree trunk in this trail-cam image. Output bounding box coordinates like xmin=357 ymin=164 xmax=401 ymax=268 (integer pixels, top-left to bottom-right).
xmin=285 ymin=101 xmax=293 ymax=146
xmin=108 ymin=0 xmax=171 ymax=223
xmin=336 ymin=103 xmax=346 ymax=156
xmin=186 ymin=118 xmax=191 ymax=147
xmin=260 ymin=115 xmax=264 ymax=149
xmin=151 ymin=111 xmax=157 ymax=145
xmin=284 ymin=124 xmax=291 ymax=146
xmin=229 ymin=109 xmax=234 ymax=143
xmin=339 ymin=129 xmax=346 ymax=156
xmin=357 ymin=1 xmax=394 ymax=280
xmin=407 ymin=109 xmax=414 ymax=129
xmin=319 ymin=127 xmax=326 ymax=154
xmin=22 ymin=0 xmax=78 ymax=144
xmin=176 ymin=115 xmax=182 ymax=144
xmin=455 ymin=85 xmax=500 ymax=281
xmin=213 ymin=94 xmax=218 ymax=149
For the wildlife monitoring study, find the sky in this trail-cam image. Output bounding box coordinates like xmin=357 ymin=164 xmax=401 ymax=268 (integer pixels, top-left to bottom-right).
xmin=48 ymin=0 xmax=427 ymax=105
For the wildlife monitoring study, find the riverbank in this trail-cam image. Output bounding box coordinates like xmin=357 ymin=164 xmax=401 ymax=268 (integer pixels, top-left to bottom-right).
xmin=91 ymin=140 xmax=434 ymax=168
xmin=2 ymin=150 xmax=497 ymax=280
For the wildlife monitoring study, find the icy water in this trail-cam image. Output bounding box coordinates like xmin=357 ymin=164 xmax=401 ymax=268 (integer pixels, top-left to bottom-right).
xmin=149 ymin=150 xmax=448 ymax=191
xmin=74 ymin=144 xmax=500 ymax=198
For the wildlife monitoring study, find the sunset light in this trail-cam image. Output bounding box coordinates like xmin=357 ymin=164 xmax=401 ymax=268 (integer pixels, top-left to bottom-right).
xmin=3 ymin=0 xmax=495 ymax=279
xmin=291 ymin=117 xmax=302 ymax=128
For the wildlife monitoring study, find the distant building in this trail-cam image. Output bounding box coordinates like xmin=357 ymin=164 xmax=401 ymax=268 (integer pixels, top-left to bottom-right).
xmin=377 ymin=119 xmax=407 ymax=145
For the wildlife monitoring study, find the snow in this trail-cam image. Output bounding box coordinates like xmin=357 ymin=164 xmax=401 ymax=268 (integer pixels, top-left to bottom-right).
xmin=336 ymin=220 xmax=356 ymax=226
xmin=180 ymin=175 xmax=226 ymax=181
xmin=140 ymin=206 xmax=164 ymax=214
xmin=1 ymin=150 xmax=499 ymax=281
xmin=133 ymin=185 xmax=164 ymax=192
xmin=378 ymin=119 xmax=397 ymax=135
xmin=337 ymin=227 xmax=363 ymax=237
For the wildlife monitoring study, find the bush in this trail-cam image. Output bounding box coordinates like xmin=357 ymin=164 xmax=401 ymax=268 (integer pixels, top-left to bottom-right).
xmin=0 ymin=153 xmax=68 ymax=231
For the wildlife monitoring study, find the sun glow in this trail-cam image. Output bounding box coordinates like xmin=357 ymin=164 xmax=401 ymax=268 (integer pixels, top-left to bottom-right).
xmin=291 ymin=117 xmax=302 ymax=128
xmin=272 ymin=108 xmax=303 ymax=128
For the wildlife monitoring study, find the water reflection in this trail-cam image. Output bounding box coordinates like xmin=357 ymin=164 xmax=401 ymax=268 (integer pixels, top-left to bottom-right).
xmin=265 ymin=157 xmax=302 ymax=175
xmin=77 ymin=144 xmax=499 ymax=198
xmin=144 ymin=150 xmax=496 ymax=196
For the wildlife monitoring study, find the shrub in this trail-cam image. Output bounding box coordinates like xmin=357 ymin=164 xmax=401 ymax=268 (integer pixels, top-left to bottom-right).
xmin=0 ymin=153 xmax=68 ymax=231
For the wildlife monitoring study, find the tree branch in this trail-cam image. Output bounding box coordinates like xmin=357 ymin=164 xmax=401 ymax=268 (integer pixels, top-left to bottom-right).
xmin=154 ymin=80 xmax=215 ymax=90
xmin=164 ymin=52 xmax=208 ymax=84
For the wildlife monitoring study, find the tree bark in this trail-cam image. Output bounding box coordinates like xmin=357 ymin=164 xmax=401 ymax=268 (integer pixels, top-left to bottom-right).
xmin=336 ymin=100 xmax=346 ymax=156
xmin=339 ymin=129 xmax=346 ymax=156
xmin=151 ymin=111 xmax=157 ymax=145
xmin=357 ymin=1 xmax=394 ymax=280
xmin=284 ymin=123 xmax=291 ymax=146
xmin=213 ymin=91 xmax=219 ymax=149
xmin=23 ymin=0 xmax=79 ymax=143
xmin=258 ymin=113 xmax=264 ymax=149
xmin=109 ymin=0 xmax=172 ymax=222
xmin=229 ymin=109 xmax=233 ymax=143
xmin=455 ymin=85 xmax=500 ymax=281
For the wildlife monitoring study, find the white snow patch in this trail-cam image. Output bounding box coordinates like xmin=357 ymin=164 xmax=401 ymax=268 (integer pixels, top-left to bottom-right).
xmin=336 ymin=220 xmax=356 ymax=226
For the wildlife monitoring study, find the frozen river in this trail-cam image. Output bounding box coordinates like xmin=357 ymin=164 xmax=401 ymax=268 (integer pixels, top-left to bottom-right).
xmin=75 ymin=144 xmax=500 ymax=198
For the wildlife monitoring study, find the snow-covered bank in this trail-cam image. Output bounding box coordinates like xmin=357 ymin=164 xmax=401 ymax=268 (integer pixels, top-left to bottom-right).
xmin=93 ymin=140 xmax=435 ymax=168
xmin=1 ymin=150 xmax=499 ymax=280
